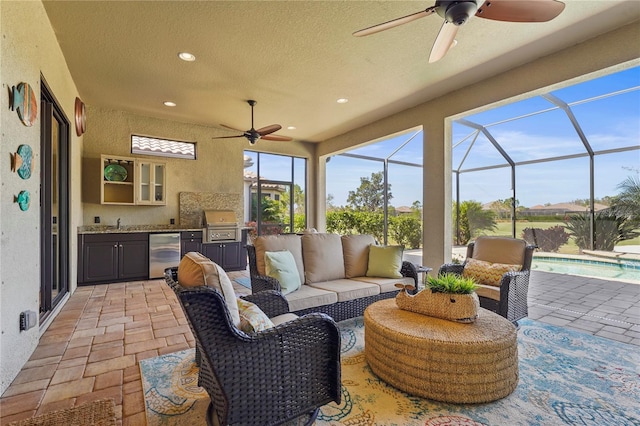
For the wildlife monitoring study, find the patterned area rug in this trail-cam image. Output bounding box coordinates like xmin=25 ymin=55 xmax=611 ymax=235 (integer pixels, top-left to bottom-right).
xmin=233 ymin=277 xmax=251 ymax=289
xmin=140 ymin=318 xmax=640 ymax=426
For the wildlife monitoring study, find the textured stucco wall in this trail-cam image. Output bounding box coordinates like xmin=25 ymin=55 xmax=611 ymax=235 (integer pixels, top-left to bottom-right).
xmin=0 ymin=1 xmax=82 ymax=394
xmin=81 ymin=106 xmax=315 ymax=228
xmin=317 ymin=22 xmax=640 ymax=273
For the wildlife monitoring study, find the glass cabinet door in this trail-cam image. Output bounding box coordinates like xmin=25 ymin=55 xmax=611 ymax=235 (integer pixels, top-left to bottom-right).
xmin=154 ymin=163 xmax=165 ymax=203
xmin=139 ymin=162 xmax=151 ymax=203
xmin=137 ymin=161 xmax=166 ymax=205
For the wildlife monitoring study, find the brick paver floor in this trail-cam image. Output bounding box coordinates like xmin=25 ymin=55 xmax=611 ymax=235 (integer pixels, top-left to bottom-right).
xmin=0 ymin=269 xmax=637 ymax=424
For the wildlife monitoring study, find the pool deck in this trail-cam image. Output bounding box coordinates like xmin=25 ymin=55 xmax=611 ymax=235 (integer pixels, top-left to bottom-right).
xmin=528 ymin=270 xmax=640 ymax=346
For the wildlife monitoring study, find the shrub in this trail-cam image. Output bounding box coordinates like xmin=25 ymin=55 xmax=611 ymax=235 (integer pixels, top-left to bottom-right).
xmin=565 ymin=212 xmax=640 ymax=251
xmin=521 ymin=226 xmax=569 ymax=252
xmin=389 ymin=215 xmax=422 ymax=249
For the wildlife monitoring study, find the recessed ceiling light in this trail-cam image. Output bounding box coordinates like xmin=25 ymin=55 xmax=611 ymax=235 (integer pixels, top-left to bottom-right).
xmin=163 ymin=101 xmax=176 ymax=107
xmin=178 ymin=52 xmax=196 ymax=62
xmin=287 ymin=126 xmax=297 ymax=130
xmin=337 ymin=98 xmax=349 ymax=104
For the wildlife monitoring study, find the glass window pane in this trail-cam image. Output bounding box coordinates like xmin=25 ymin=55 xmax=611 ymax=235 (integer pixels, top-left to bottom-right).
xmin=256 ymin=153 xmax=292 ymax=182
xmin=131 ymin=135 xmax=195 ymax=159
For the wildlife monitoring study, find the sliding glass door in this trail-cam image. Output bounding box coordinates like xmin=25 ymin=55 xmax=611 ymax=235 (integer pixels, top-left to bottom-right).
xmin=40 ymin=79 xmax=69 ymax=321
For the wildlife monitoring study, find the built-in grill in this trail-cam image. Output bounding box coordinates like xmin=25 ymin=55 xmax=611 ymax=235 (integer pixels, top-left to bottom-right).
xmin=203 ymin=210 xmax=241 ymax=242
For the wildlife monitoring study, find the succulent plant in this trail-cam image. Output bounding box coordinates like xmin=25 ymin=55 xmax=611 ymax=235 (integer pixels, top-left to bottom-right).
xmin=425 ymin=273 xmax=477 ymax=294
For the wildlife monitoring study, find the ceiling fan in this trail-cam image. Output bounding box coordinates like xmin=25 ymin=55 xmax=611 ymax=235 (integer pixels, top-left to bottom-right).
xmin=353 ymin=0 xmax=565 ymax=63
xmin=213 ymin=100 xmax=292 ymax=145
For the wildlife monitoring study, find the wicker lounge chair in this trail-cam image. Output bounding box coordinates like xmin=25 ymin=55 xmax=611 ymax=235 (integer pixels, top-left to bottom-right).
xmin=439 ymin=236 xmax=535 ymax=324
xmin=165 ymin=267 xmax=341 ymax=426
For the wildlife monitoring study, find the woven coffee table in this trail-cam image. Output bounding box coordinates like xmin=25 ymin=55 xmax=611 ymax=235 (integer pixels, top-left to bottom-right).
xmin=364 ymin=298 xmax=518 ymax=404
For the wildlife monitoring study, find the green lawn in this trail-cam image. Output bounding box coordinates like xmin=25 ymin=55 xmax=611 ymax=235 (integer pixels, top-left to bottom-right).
xmin=482 ymin=220 xmax=640 ymax=254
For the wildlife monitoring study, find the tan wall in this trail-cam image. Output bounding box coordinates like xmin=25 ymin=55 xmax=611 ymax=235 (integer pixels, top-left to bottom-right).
xmin=81 ymin=106 xmax=315 ymax=228
xmin=0 ymin=1 xmax=83 ymax=394
xmin=317 ymin=22 xmax=640 ymax=272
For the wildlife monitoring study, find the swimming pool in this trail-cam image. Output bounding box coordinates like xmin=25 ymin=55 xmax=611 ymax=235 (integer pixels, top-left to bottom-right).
xmin=532 ymin=256 xmax=640 ymax=282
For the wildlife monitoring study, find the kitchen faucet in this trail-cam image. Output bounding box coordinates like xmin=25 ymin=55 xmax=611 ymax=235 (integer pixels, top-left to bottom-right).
xmin=117 ymin=218 xmax=121 ymax=230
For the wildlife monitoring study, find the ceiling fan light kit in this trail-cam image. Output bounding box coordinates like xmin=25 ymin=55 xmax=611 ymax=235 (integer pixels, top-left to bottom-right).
xmin=440 ymin=0 xmax=477 ymax=26
xmin=213 ymin=99 xmax=292 ymax=145
xmin=354 ymin=0 xmax=565 ymax=63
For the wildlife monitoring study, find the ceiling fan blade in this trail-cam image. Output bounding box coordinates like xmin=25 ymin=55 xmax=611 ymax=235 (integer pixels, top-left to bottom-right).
xmin=256 ymin=124 xmax=282 ymax=136
xmin=261 ymin=134 xmax=292 ymax=142
xmin=429 ymin=21 xmax=459 ymax=63
xmin=212 ymin=135 xmax=244 ymax=139
xmin=476 ymin=0 xmax=565 ymax=23
xmin=353 ymin=7 xmax=437 ymax=37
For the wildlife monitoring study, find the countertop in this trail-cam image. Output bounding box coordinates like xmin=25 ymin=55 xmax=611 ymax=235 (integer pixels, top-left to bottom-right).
xmin=78 ymin=225 xmax=204 ymax=234
xmin=78 ymin=225 xmax=254 ymax=234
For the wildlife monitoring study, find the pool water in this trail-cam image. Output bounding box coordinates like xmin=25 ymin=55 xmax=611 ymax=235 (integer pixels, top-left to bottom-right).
xmin=532 ymin=256 xmax=640 ymax=282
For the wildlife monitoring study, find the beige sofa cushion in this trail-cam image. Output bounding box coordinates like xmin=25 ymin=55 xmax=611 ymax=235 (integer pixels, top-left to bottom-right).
xmin=342 ymin=234 xmax=376 ymax=278
xmin=178 ymin=252 xmax=240 ymax=326
xmin=284 ymin=285 xmax=338 ymax=312
xmin=302 ymin=233 xmax=346 ymax=284
xmin=472 ymin=236 xmax=527 ymax=266
xmin=308 ymin=279 xmax=380 ymax=302
xmin=352 ymin=276 xmax=415 ymax=293
xmin=254 ymin=235 xmax=304 ymax=285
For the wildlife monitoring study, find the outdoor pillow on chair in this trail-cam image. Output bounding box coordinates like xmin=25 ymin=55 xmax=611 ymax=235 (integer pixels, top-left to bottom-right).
xmin=178 ymin=251 xmax=240 ymax=326
xmin=462 ymin=258 xmax=522 ymax=287
xmin=236 ymin=298 xmax=275 ymax=333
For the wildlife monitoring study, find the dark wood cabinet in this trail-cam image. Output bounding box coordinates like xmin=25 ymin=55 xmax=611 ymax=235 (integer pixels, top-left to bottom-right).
xmin=201 ymin=242 xmax=245 ymax=271
xmin=180 ymin=231 xmax=202 ymax=257
xmin=78 ymin=233 xmax=148 ymax=284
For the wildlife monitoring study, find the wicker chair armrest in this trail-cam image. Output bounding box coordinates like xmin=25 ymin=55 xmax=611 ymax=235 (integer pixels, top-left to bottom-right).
xmin=438 ymin=263 xmax=465 ymax=276
xmin=241 ymin=290 xmax=290 ymax=318
xmin=497 ymin=270 xmax=531 ymax=321
xmin=401 ymin=261 xmax=418 ymax=288
xmin=250 ymin=274 xmax=282 ymax=293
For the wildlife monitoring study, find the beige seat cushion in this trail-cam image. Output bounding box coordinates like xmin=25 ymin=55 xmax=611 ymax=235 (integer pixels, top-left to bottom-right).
xmin=474 ymin=283 xmax=501 ymax=301
xmin=308 ymin=279 xmax=380 ymax=302
xmin=342 ymin=234 xmax=376 ymax=278
xmin=271 ymin=313 xmax=299 ymax=326
xmin=302 ymin=233 xmax=346 ymax=284
xmin=284 ymin=285 xmax=338 ymax=312
xmin=178 ymin=252 xmax=240 ymax=326
xmin=352 ymin=276 xmax=414 ymax=293
xmin=253 ymin=235 xmax=304 ymax=285
xmin=472 ymin=236 xmax=527 ymax=265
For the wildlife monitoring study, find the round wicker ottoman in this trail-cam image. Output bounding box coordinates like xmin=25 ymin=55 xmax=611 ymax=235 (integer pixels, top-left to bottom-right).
xmin=364 ymin=299 xmax=518 ymax=404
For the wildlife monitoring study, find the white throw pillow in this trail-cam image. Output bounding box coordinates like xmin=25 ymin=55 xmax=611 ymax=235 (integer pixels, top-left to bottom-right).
xmin=265 ymin=250 xmax=302 ymax=294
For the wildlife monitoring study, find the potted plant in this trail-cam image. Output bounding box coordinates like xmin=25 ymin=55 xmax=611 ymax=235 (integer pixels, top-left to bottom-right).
xmin=395 ymin=273 xmax=480 ymax=323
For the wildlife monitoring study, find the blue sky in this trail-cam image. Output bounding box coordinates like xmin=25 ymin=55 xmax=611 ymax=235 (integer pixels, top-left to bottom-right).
xmin=327 ymin=66 xmax=640 ymax=209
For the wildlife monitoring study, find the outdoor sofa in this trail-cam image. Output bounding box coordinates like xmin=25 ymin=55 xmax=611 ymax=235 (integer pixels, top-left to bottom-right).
xmin=247 ymin=233 xmax=418 ymax=322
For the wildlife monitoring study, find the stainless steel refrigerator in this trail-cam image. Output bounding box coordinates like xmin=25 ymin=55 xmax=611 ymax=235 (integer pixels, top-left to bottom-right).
xmin=149 ymin=233 xmax=181 ymax=279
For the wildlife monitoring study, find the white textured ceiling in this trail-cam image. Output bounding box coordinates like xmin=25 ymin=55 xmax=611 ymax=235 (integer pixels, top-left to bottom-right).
xmin=42 ymin=1 xmax=640 ymax=143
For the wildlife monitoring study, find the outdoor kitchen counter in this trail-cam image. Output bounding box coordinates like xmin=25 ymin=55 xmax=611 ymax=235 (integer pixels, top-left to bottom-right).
xmin=78 ymin=225 xmax=203 ymax=234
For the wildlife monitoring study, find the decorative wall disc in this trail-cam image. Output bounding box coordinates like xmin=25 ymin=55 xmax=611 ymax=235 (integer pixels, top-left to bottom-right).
xmin=75 ymin=97 xmax=86 ymax=136
xmin=11 ymin=144 xmax=34 ymax=179
xmin=11 ymin=82 xmax=37 ymax=127
xmin=16 ymin=190 xmax=31 ymax=211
